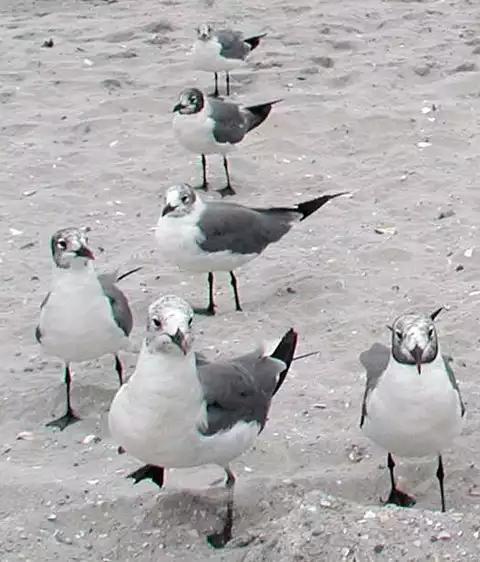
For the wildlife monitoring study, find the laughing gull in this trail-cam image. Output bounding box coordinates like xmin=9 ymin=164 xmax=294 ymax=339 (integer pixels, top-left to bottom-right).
xmin=192 ymin=23 xmax=267 ymax=97
xmin=35 ymin=227 xmax=140 ymax=430
xmin=108 ymin=294 xmax=298 ymax=548
xmin=155 ymin=183 xmax=347 ymax=315
xmin=360 ymin=308 xmax=465 ymax=512
xmin=172 ymin=87 xmax=281 ymax=197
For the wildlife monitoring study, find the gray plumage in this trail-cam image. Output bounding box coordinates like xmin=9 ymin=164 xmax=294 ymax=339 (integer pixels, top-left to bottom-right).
xmin=197 ymin=328 xmax=297 ymax=436
xmin=216 ymin=29 xmax=266 ymax=60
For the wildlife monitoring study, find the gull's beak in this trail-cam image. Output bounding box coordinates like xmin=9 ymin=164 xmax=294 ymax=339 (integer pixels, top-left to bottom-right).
xmin=75 ymin=245 xmax=95 ymax=260
xmin=411 ymin=345 xmax=424 ymax=374
xmin=170 ymin=328 xmax=188 ymax=355
xmin=162 ymin=203 xmax=175 ymax=217
xmin=173 ymin=102 xmax=183 ymax=113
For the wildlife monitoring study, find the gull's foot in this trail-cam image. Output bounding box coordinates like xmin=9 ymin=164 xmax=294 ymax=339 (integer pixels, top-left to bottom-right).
xmin=127 ymin=464 xmax=165 ymax=488
xmin=384 ymin=488 xmax=416 ymax=508
xmin=194 ymin=306 xmax=216 ymax=317
xmin=217 ymin=185 xmax=236 ymax=198
xmin=207 ymin=525 xmax=232 ymax=549
xmin=46 ymin=409 xmax=81 ymax=431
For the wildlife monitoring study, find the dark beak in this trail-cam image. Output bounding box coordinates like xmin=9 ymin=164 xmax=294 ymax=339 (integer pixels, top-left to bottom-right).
xmin=173 ymin=102 xmax=183 ymax=113
xmin=410 ymin=345 xmax=424 ymax=374
xmin=162 ymin=203 xmax=175 ymax=217
xmin=170 ymin=328 xmax=188 ymax=355
xmin=75 ymin=245 xmax=95 ymax=260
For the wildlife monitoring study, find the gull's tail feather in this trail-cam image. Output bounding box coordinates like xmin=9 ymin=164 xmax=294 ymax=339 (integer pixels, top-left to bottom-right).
xmin=244 ymin=99 xmax=283 ymax=133
xmin=244 ymin=32 xmax=267 ymax=52
xmin=270 ymin=328 xmax=298 ymax=396
xmin=296 ymin=192 xmax=349 ymax=221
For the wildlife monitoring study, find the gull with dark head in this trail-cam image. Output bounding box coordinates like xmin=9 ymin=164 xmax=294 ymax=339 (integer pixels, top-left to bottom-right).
xmin=35 ymin=227 xmax=140 ymax=430
xmin=108 ymin=294 xmax=298 ymax=548
xmin=155 ymin=183 xmax=348 ymax=315
xmin=192 ymin=23 xmax=267 ymax=97
xmin=172 ymin=87 xmax=281 ymax=197
xmin=360 ymin=307 xmax=465 ymax=512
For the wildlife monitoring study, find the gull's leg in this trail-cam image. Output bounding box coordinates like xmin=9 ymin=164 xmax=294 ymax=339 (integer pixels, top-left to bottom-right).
xmin=194 ymin=272 xmax=216 ymax=316
xmin=229 ymin=271 xmax=242 ymax=312
xmin=213 ymin=72 xmax=219 ymax=97
xmin=436 ymin=454 xmax=446 ymax=512
xmin=195 ymin=154 xmax=209 ymax=192
xmin=114 ymin=354 xmax=124 ymax=386
xmin=226 ymin=71 xmax=230 ymax=96
xmin=46 ymin=363 xmax=81 ymax=431
xmin=385 ymin=452 xmax=416 ymax=508
xmin=217 ymin=156 xmax=236 ymax=198
xmin=127 ymin=464 xmax=165 ymax=488
xmin=207 ymin=466 xmax=235 ymax=548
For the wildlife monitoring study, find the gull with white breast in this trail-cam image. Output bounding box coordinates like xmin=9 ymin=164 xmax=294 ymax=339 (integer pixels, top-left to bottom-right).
xmin=360 ymin=308 xmax=465 ymax=512
xmin=172 ymin=87 xmax=281 ymax=197
xmin=155 ymin=183 xmax=347 ymax=315
xmin=35 ymin=227 xmax=140 ymax=430
xmin=192 ymin=23 xmax=267 ymax=97
xmin=108 ymin=294 xmax=298 ymax=548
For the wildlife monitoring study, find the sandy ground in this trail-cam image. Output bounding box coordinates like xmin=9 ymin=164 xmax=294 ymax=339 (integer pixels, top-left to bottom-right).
xmin=1 ymin=0 xmax=480 ymax=560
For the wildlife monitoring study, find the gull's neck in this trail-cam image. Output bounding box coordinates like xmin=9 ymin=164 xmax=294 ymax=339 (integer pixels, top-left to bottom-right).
xmin=51 ymin=260 xmax=97 ymax=286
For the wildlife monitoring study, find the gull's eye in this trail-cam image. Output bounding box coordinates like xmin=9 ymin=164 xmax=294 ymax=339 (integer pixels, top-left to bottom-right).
xmin=181 ymin=195 xmax=189 ymax=204
xmin=57 ymin=239 xmax=67 ymax=250
xmin=395 ymin=330 xmax=403 ymax=340
xmin=428 ymin=326 xmax=435 ymax=339
xmin=152 ymin=317 xmax=162 ymax=329
xmin=188 ymin=317 xmax=193 ymax=328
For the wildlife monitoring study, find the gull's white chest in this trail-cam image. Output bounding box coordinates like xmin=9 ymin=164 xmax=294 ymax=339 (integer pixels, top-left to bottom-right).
xmin=173 ymin=110 xmax=233 ymax=155
xmin=362 ymin=357 xmax=463 ymax=457
xmin=39 ymin=271 xmax=127 ymax=363
xmin=192 ymin=39 xmax=247 ymax=71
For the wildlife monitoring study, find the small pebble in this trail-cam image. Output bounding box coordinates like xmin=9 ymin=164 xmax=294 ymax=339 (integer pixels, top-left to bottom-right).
xmin=82 ymin=434 xmax=101 ymax=445
xmin=16 ymin=431 xmax=34 ymax=441
xmin=437 ymin=209 xmax=455 ymax=220
xmin=373 ymin=544 xmax=385 ymax=554
xmin=47 ymin=514 xmax=57 ymax=522
xmin=42 ymin=38 xmax=54 ymax=48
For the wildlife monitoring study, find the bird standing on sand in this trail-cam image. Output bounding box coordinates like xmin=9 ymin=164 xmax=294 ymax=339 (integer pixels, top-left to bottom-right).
xmin=155 ymin=183 xmax=348 ymax=315
xmin=172 ymin=87 xmax=281 ymax=197
xmin=360 ymin=308 xmax=465 ymax=512
xmin=108 ymin=294 xmax=298 ymax=548
xmin=36 ymin=227 xmax=139 ymax=430
xmin=192 ymin=23 xmax=267 ymax=97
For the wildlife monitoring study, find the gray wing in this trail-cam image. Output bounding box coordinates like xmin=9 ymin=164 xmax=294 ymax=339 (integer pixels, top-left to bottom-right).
xmin=196 ymin=351 xmax=284 ymax=436
xmin=359 ymin=342 xmax=390 ymax=427
xmin=209 ymin=98 xmax=249 ymax=144
xmin=35 ymin=292 xmax=51 ymax=343
xmin=443 ymin=355 xmax=466 ymax=417
xmin=97 ymin=273 xmax=133 ymax=337
xmin=197 ymin=202 xmax=295 ymax=255
xmin=216 ymin=29 xmax=251 ymax=60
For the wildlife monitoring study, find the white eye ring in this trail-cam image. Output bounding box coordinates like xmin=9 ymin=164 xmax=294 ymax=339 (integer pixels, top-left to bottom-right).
xmin=57 ymin=239 xmax=67 ymax=250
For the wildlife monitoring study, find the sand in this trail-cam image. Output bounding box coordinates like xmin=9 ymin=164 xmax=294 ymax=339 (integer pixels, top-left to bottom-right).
xmin=1 ymin=0 xmax=480 ymax=560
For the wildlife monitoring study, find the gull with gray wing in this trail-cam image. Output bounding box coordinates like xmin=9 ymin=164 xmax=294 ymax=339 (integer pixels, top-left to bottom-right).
xmin=155 ymin=183 xmax=348 ymax=315
xmin=192 ymin=23 xmax=267 ymax=97
xmin=108 ymin=294 xmax=298 ymax=548
xmin=35 ymin=227 xmax=140 ymax=430
xmin=360 ymin=308 xmax=465 ymax=512
xmin=173 ymin=87 xmax=281 ymax=196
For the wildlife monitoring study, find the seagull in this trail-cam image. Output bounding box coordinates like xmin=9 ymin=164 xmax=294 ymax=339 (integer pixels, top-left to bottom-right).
xmin=109 ymin=294 xmax=298 ymax=548
xmin=155 ymin=183 xmax=348 ymax=315
xmin=360 ymin=308 xmax=465 ymax=512
xmin=192 ymin=23 xmax=267 ymax=97
xmin=172 ymin=87 xmax=281 ymax=197
xmin=35 ymin=227 xmax=140 ymax=430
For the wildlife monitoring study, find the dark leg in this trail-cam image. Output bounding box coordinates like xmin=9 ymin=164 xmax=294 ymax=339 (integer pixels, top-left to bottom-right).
xmin=114 ymin=354 xmax=124 ymax=386
xmin=127 ymin=464 xmax=165 ymax=488
xmin=46 ymin=363 xmax=81 ymax=431
xmin=229 ymin=271 xmax=242 ymax=312
xmin=217 ymin=156 xmax=236 ymax=198
xmin=226 ymin=71 xmax=230 ymax=96
xmin=436 ymin=455 xmax=446 ymax=512
xmin=207 ymin=467 xmax=235 ymax=548
xmin=194 ymin=154 xmax=209 ymax=192
xmin=385 ymin=452 xmax=416 ymax=508
xmin=213 ymin=72 xmax=219 ymax=97
xmin=194 ymin=272 xmax=216 ymax=316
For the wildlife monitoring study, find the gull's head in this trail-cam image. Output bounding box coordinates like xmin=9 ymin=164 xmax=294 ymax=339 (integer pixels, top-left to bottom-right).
xmin=145 ymin=295 xmax=195 ymax=356
xmin=196 ymin=23 xmax=214 ymax=41
xmin=50 ymin=227 xmax=95 ymax=269
xmin=161 ymin=183 xmax=197 ymax=218
xmin=173 ymin=88 xmax=204 ymax=115
xmin=389 ymin=307 xmax=443 ymax=374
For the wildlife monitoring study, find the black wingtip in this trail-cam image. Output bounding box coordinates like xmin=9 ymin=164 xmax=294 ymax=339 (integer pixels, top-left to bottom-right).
xmin=244 ymin=32 xmax=267 ymax=51
xmin=297 ymin=192 xmax=349 ymax=221
xmin=116 ymin=266 xmax=143 ymax=282
xmin=271 ymin=328 xmax=299 ymax=396
xmin=244 ymin=99 xmax=283 ymax=134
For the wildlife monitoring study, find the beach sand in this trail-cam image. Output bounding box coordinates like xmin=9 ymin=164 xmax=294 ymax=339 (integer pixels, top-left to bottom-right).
xmin=1 ymin=0 xmax=479 ymax=560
